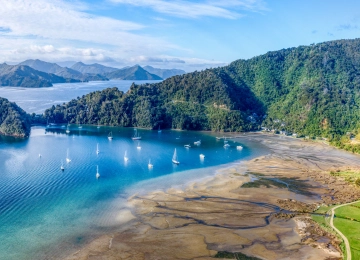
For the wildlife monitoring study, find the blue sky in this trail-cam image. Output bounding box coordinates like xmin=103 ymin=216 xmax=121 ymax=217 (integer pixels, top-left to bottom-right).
xmin=0 ymin=0 xmax=359 ymax=71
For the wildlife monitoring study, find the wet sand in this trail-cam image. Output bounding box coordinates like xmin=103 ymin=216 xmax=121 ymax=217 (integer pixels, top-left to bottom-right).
xmin=64 ymin=133 xmax=360 ymax=260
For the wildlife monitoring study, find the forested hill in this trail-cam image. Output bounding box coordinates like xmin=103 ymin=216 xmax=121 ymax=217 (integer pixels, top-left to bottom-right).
xmin=44 ymin=38 xmax=360 ymax=148
xmin=0 ymin=97 xmax=31 ymax=137
xmin=223 ymin=38 xmax=360 ymax=140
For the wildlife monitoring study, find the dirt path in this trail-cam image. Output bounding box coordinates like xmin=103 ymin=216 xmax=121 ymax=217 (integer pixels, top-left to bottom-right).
xmin=329 ymin=200 xmax=360 ymax=260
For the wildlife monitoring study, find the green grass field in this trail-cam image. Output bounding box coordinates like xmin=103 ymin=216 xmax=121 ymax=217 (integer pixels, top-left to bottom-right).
xmin=334 ymin=204 xmax=360 ymax=259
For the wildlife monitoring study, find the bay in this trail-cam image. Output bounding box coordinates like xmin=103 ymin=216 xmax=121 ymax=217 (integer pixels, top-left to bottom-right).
xmin=0 ymin=81 xmax=268 ymax=260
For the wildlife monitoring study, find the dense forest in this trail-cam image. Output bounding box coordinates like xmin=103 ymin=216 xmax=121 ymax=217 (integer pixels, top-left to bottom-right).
xmin=0 ymin=97 xmax=31 ymax=137
xmin=40 ymin=38 xmax=360 ymax=152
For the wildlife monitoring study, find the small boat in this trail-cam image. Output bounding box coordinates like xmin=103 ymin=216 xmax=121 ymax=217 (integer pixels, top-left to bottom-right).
xmin=96 ymin=165 xmax=100 ymax=179
xmin=132 ymin=129 xmax=141 ymax=140
xmin=78 ymin=124 xmax=82 ymax=129
xmin=108 ymin=132 xmax=113 ymax=140
xmin=172 ymin=148 xmax=180 ymax=164
xmin=200 ymin=154 xmax=205 ymax=159
xmin=66 ymin=149 xmax=71 ymax=163
xmin=194 ymin=140 xmax=201 ymax=145
xmin=148 ymin=159 xmax=153 ymax=168
xmin=124 ymin=150 xmax=129 ymax=161
xmin=137 ymin=141 xmax=141 ymax=149
xmin=97 ymin=121 xmax=100 ymax=129
xmin=66 ymin=124 xmax=70 ymax=134
xmin=60 ymin=160 xmax=64 ymax=171
xmin=96 ymin=143 xmax=100 ymax=154
xmin=158 ymin=126 xmax=162 ymax=133
xmin=236 ymin=145 xmax=243 ymax=150
xmin=223 ymin=143 xmax=230 ymax=148
xmin=39 ymin=153 xmax=41 ymax=158
xmin=216 ymin=137 xmax=221 ymax=140
xmin=184 ymin=144 xmax=191 ymax=148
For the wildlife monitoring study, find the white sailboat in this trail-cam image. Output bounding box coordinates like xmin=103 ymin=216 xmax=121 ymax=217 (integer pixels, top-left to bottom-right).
xmin=124 ymin=150 xmax=129 ymax=161
xmin=96 ymin=143 xmax=100 ymax=154
xmin=108 ymin=132 xmax=113 ymax=140
xmin=200 ymin=154 xmax=205 ymax=159
xmin=184 ymin=144 xmax=191 ymax=148
xmin=132 ymin=129 xmax=141 ymax=140
xmin=172 ymin=148 xmax=180 ymax=164
xmin=96 ymin=165 xmax=100 ymax=179
xmin=236 ymin=145 xmax=243 ymax=150
xmin=223 ymin=139 xmax=230 ymax=148
xmin=66 ymin=123 xmax=70 ymax=134
xmin=194 ymin=140 xmax=201 ymax=145
xmin=66 ymin=149 xmax=71 ymax=163
xmin=148 ymin=159 xmax=153 ymax=168
xmin=158 ymin=126 xmax=162 ymax=133
xmin=60 ymin=160 xmax=64 ymax=171
xmin=137 ymin=141 xmax=141 ymax=150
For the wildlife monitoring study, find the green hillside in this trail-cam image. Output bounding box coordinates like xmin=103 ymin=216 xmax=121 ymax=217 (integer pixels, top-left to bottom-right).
xmin=44 ymin=38 xmax=360 ymax=151
xmin=0 ymin=97 xmax=31 ymax=137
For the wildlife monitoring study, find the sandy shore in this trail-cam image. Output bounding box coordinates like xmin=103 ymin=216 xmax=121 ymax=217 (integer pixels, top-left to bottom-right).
xmin=64 ymin=133 xmax=360 ymax=260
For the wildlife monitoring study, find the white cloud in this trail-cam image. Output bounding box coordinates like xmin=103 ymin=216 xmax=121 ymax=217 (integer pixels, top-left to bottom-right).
xmin=0 ymin=0 xmax=177 ymax=62
xmin=110 ymin=0 xmax=266 ymax=19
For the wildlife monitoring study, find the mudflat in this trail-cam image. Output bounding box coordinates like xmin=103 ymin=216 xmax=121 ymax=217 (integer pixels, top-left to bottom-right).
xmin=64 ymin=133 xmax=360 ymax=260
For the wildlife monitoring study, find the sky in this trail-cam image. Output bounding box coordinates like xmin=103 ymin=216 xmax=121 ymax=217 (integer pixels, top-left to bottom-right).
xmin=0 ymin=0 xmax=360 ymax=71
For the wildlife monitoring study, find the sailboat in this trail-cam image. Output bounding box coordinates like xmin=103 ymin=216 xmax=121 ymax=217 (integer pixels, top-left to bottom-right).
xmin=108 ymin=132 xmax=113 ymax=140
xmin=96 ymin=143 xmax=100 ymax=154
xmin=96 ymin=165 xmax=100 ymax=179
xmin=223 ymin=139 xmax=230 ymax=148
xmin=172 ymin=148 xmax=180 ymax=164
xmin=124 ymin=150 xmax=129 ymax=161
xmin=66 ymin=123 xmax=70 ymax=134
xmin=137 ymin=141 xmax=141 ymax=150
xmin=194 ymin=140 xmax=201 ymax=145
xmin=200 ymin=154 xmax=205 ymax=159
xmin=66 ymin=149 xmax=71 ymax=163
xmin=132 ymin=129 xmax=141 ymax=140
xmin=97 ymin=121 xmax=100 ymax=129
xmin=148 ymin=159 xmax=153 ymax=168
xmin=60 ymin=160 xmax=64 ymax=171
xmin=158 ymin=126 xmax=162 ymax=133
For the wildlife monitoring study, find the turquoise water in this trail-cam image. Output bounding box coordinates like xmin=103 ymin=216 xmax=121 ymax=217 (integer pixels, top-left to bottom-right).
xmin=0 ymin=80 xmax=161 ymax=114
xmin=0 ymin=125 xmax=267 ymax=260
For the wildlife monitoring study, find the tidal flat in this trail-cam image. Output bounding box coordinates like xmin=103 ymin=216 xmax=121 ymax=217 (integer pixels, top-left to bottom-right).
xmin=64 ymin=133 xmax=360 ymax=260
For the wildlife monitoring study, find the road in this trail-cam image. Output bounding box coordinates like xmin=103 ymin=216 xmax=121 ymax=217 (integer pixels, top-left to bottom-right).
xmin=329 ymin=200 xmax=360 ymax=260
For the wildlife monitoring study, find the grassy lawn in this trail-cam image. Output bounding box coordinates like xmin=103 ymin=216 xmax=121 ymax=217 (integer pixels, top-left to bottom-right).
xmin=334 ymin=204 xmax=360 ymax=259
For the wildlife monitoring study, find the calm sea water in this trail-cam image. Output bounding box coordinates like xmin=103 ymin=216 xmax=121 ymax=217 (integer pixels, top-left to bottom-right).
xmin=0 ymin=126 xmax=267 ymax=260
xmin=0 ymin=81 xmax=268 ymax=259
xmin=0 ymin=80 xmax=161 ymax=114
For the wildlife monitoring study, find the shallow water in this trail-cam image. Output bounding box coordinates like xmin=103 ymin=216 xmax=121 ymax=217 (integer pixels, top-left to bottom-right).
xmin=0 ymin=126 xmax=268 ymax=260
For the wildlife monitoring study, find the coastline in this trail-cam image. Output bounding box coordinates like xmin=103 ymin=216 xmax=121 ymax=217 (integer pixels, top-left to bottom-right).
xmin=64 ymin=133 xmax=360 ymax=260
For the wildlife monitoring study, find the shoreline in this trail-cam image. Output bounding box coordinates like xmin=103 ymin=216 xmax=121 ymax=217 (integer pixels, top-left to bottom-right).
xmin=64 ymin=133 xmax=360 ymax=260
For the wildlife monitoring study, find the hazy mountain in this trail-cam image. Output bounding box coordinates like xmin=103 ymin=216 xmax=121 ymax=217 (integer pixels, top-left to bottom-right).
xmin=0 ymin=63 xmax=75 ymax=88
xmin=105 ymin=65 xmax=162 ymax=80
xmin=19 ymin=59 xmax=107 ymax=82
xmin=71 ymin=62 xmax=118 ymax=74
xmin=143 ymin=66 xmax=185 ymax=79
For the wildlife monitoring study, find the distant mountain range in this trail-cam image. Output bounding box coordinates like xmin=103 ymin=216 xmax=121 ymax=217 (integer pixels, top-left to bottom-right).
xmin=19 ymin=59 xmax=108 ymax=82
xmin=105 ymin=65 xmax=162 ymax=80
xmin=0 ymin=63 xmax=78 ymax=88
xmin=144 ymin=66 xmax=185 ymax=79
xmin=71 ymin=62 xmax=118 ymax=74
xmin=0 ymin=59 xmax=184 ymax=88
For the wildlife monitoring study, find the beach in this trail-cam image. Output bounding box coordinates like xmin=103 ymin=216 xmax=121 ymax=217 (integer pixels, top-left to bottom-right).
xmin=64 ymin=133 xmax=360 ymax=260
